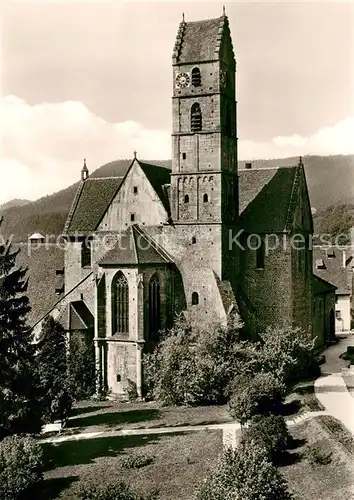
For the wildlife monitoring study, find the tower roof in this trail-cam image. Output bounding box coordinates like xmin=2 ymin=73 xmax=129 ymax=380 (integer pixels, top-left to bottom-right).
xmin=172 ymin=15 xmax=234 ymax=65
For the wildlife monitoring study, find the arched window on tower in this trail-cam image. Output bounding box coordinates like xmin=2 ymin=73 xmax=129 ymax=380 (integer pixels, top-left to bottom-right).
xmin=191 ymin=292 xmax=199 ymax=305
xmin=191 ymin=67 xmax=201 ymax=87
xmin=191 ymin=103 xmax=202 ymax=132
xmin=81 ymin=240 xmax=91 ymax=268
xmin=184 ymin=194 xmax=189 ymax=203
xmin=112 ymin=271 xmax=129 ymax=335
xmin=149 ymin=274 xmax=161 ymax=339
xmin=203 ymin=193 xmax=208 ymax=203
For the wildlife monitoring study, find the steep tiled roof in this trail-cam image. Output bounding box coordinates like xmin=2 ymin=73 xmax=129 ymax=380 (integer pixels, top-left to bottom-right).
xmin=313 ymin=246 xmax=353 ymax=295
xmin=99 ymin=225 xmax=172 ymax=266
xmin=173 ymin=16 xmax=232 ymax=64
xmin=64 ymin=177 xmax=124 ymax=235
xmin=312 ymin=274 xmax=337 ymax=295
xmin=15 ymin=243 xmax=65 ymax=326
xmin=239 ymin=167 xmax=299 ymax=233
xmin=137 ymin=161 xmax=171 ymax=214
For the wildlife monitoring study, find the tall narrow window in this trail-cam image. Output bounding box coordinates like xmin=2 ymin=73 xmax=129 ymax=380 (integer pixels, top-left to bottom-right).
xmin=203 ymin=193 xmax=208 ymax=203
xmin=149 ymin=274 xmax=161 ymax=339
xmin=191 ymin=292 xmax=199 ymax=305
xmin=112 ymin=271 xmax=129 ymax=335
xmin=184 ymin=194 xmax=189 ymax=203
xmin=191 ymin=103 xmax=202 ymax=132
xmin=81 ymin=240 xmax=91 ymax=268
xmin=256 ymin=239 xmax=265 ymax=269
xmin=191 ymin=67 xmax=201 ymax=87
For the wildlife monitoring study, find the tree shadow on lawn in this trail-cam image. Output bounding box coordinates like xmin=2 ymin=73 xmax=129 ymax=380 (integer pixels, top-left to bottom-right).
xmin=276 ymin=437 xmax=307 ymax=467
xmin=42 ymin=433 xmax=164 ymax=470
xmin=67 ymin=408 xmax=161 ymax=429
xmin=39 ymin=476 xmax=79 ymax=500
xmin=70 ymin=405 xmax=111 ymax=418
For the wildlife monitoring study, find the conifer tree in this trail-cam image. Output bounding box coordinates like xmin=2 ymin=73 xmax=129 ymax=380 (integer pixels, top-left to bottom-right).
xmin=36 ymin=316 xmax=72 ymax=425
xmin=0 ymin=217 xmax=42 ymax=438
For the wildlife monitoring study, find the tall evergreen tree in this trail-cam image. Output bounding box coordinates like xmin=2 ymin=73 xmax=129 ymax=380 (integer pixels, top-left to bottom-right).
xmin=36 ymin=316 xmax=72 ymax=425
xmin=68 ymin=332 xmax=96 ymax=401
xmin=0 ymin=217 xmax=42 ymax=439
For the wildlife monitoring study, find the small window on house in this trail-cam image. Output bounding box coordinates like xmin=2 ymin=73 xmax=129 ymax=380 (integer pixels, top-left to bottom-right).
xmin=182 ymin=153 xmax=186 ymax=160
xmin=203 ymin=193 xmax=208 ymax=203
xmin=256 ymin=239 xmax=265 ymax=269
xmin=316 ymin=259 xmax=326 ymax=270
xmin=191 ymin=67 xmax=201 ymax=87
xmin=130 ymin=213 xmax=135 ymax=222
xmin=81 ymin=241 xmax=91 ymax=268
xmin=191 ymin=292 xmax=199 ymax=305
xmin=133 ymin=186 xmax=138 ymax=195
xmin=184 ymin=194 xmax=189 ymax=203
xmin=191 ymin=102 xmax=202 ymax=132
xmin=192 ymin=236 xmax=197 ymax=244
xmin=335 ymin=310 xmax=341 ymax=320
xmin=326 ymin=248 xmax=335 ymax=258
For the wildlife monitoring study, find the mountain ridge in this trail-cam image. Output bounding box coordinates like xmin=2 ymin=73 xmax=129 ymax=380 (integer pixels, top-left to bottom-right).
xmin=0 ymin=154 xmax=352 ymax=242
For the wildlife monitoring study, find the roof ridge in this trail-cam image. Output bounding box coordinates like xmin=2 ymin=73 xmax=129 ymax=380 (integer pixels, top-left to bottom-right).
xmin=89 ymin=176 xmax=124 ymax=180
xmin=133 ymin=225 xmax=172 ymax=262
xmin=284 ymin=165 xmax=301 ymax=230
xmin=131 ymin=226 xmax=139 ymax=264
xmin=63 ymin=180 xmax=86 ymax=234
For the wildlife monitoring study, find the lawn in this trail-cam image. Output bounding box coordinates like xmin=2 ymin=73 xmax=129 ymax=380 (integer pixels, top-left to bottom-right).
xmin=282 ymin=417 xmax=354 ymax=500
xmin=41 ymin=429 xmax=223 ymax=499
xmin=61 ymin=400 xmax=232 ymax=434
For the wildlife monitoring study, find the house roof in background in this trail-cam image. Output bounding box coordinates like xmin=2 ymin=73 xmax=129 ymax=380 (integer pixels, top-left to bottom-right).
xmin=312 ymin=274 xmax=337 ymax=295
xmin=238 ymin=166 xmax=299 ymax=233
xmin=313 ymin=246 xmax=353 ymax=295
xmin=99 ymin=225 xmax=172 ymax=266
xmin=15 ymin=243 xmax=65 ymax=326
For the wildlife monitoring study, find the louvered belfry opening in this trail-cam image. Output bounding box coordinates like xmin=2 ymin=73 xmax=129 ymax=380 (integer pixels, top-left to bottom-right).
xmin=149 ymin=273 xmax=161 ymax=338
xmin=112 ymin=271 xmax=129 ymax=335
xmin=191 ymin=67 xmax=201 ymax=87
xmin=191 ymin=102 xmax=202 ymax=132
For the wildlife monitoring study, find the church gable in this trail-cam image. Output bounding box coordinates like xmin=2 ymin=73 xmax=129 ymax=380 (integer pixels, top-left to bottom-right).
xmin=97 ymin=159 xmax=171 ymax=232
xmin=289 ymin=165 xmax=314 ymax=234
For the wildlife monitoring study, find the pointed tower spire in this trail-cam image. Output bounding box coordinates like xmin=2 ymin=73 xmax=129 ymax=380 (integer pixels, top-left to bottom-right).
xmin=182 ymin=12 xmax=185 ymax=23
xmin=133 ymin=150 xmax=137 ymax=159
xmin=81 ymin=158 xmax=89 ymax=181
xmin=298 ymin=156 xmax=303 ymax=167
xmin=222 ymin=5 xmax=226 ymax=16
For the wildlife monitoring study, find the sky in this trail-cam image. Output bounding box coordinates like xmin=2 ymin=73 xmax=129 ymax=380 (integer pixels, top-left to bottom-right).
xmin=0 ymin=0 xmax=353 ymax=204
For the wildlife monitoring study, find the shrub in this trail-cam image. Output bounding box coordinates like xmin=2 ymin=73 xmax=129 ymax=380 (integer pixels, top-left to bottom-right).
xmin=241 ymin=414 xmax=290 ymax=462
xmin=229 ymin=372 xmax=285 ymax=424
xmin=73 ymin=479 xmax=157 ymax=500
xmin=302 ymin=444 xmax=332 ymax=465
xmin=195 ymin=441 xmax=294 ymax=500
xmin=124 ymin=379 xmax=138 ymax=402
xmin=144 ymin=313 xmax=243 ymax=405
xmin=0 ymin=435 xmax=44 ymax=500
xmin=121 ymin=453 xmax=154 ymax=469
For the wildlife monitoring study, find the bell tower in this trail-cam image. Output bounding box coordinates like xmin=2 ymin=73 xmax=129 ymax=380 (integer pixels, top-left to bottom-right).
xmin=170 ymin=13 xmax=238 ymax=225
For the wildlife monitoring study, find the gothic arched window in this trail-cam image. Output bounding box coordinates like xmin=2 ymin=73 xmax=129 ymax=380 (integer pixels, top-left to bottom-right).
xmin=191 ymin=67 xmax=201 ymax=87
xmin=184 ymin=194 xmax=189 ymax=203
xmin=112 ymin=271 xmax=129 ymax=335
xmin=191 ymin=103 xmax=202 ymax=132
xmin=203 ymin=193 xmax=208 ymax=203
xmin=191 ymin=292 xmax=199 ymax=305
xmin=149 ymin=274 xmax=161 ymax=338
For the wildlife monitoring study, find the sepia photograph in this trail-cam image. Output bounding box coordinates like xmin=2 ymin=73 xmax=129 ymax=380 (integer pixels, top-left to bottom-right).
xmin=0 ymin=1 xmax=353 ymax=499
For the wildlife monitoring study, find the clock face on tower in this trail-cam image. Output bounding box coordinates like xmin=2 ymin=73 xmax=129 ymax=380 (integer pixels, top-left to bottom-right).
xmin=175 ymin=72 xmax=190 ymax=89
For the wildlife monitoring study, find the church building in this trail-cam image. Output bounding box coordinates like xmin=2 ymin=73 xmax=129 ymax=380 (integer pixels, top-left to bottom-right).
xmin=52 ymin=13 xmax=330 ymax=397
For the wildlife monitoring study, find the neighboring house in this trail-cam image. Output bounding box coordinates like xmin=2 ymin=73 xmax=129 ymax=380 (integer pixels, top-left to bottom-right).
xmin=20 ymin=13 xmax=336 ymax=397
xmin=313 ymin=244 xmax=354 ymax=333
xmin=28 ymin=232 xmax=45 ymax=244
